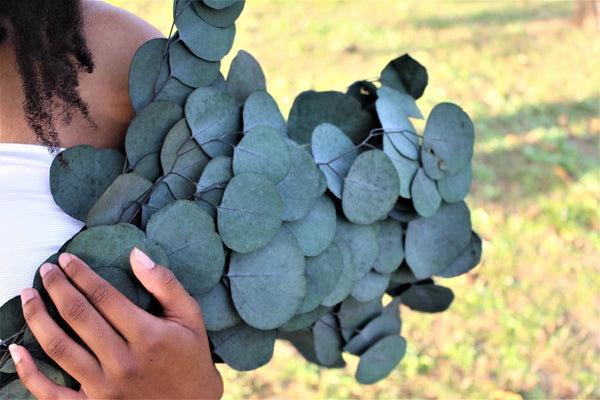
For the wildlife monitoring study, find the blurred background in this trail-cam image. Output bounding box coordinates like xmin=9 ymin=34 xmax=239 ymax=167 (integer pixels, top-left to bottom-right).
xmin=107 ymin=1 xmax=599 ymax=398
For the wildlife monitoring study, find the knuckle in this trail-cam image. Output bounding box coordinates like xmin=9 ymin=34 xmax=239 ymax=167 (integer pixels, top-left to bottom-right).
xmin=65 ymin=299 xmax=89 ymax=323
xmin=158 ymin=268 xmax=179 ymax=291
xmin=115 ymin=357 xmax=141 ymax=381
xmin=87 ymin=284 xmax=113 ymax=307
xmin=46 ymin=337 xmax=69 ymax=360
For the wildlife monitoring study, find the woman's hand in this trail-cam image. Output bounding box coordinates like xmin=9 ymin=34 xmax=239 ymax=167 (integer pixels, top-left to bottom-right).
xmin=8 ymin=249 xmax=223 ymax=400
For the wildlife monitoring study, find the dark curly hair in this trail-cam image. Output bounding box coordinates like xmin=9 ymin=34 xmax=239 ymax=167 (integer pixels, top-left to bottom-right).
xmin=0 ymin=0 xmax=95 ymax=148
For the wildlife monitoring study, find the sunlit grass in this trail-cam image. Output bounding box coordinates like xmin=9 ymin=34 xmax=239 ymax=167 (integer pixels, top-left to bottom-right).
xmin=107 ymin=1 xmax=600 ymax=397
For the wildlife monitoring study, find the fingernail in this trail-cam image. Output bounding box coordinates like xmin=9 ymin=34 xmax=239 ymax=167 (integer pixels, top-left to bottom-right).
xmin=9 ymin=344 xmax=21 ymax=363
xmin=58 ymin=253 xmax=73 ymax=267
xmin=133 ymin=248 xmax=155 ymax=269
xmin=40 ymin=263 xmax=54 ymax=278
xmin=20 ymin=288 xmax=35 ymax=305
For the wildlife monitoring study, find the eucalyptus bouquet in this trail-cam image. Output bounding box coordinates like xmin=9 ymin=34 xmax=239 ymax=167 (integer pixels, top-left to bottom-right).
xmin=0 ymin=0 xmax=481 ymax=392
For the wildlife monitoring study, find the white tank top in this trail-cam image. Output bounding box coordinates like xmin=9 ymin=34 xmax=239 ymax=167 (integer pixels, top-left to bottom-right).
xmin=0 ymin=143 xmax=85 ymax=307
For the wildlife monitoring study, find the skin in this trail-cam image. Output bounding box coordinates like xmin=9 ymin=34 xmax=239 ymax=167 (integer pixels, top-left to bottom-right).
xmin=2 ymin=1 xmax=224 ymax=398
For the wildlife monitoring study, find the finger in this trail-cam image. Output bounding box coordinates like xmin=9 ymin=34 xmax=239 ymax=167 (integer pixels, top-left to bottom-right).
xmin=129 ymin=248 xmax=205 ymax=330
xmin=41 ymin=261 xmax=127 ymax=360
xmin=56 ymin=253 xmax=154 ymax=341
xmin=20 ymin=288 xmax=102 ymax=384
xmin=9 ymin=344 xmax=85 ymax=400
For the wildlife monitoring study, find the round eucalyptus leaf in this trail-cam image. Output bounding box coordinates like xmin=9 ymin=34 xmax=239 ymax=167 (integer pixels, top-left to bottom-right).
xmin=376 ymin=85 xmax=422 ymax=160
xmin=278 ymin=329 xmax=319 ymax=365
xmin=169 ymin=40 xmax=220 ymax=87
xmin=50 ymin=145 xmax=124 ymax=221
xmin=141 ymin=181 xmax=176 ymax=228
xmin=311 ymin=123 xmax=358 ymax=199
xmin=421 ymin=147 xmax=445 ymax=181
xmin=154 ymin=73 xmax=195 ymax=107
xmin=335 ymin=219 xmax=379 ymax=282
xmin=411 ymin=168 xmax=442 ymax=218
xmin=192 ymin=0 xmax=245 ymax=27
xmin=380 ymin=54 xmax=428 ymax=99
xmin=203 ymin=0 xmax=238 ymax=10
xmin=372 ymin=219 xmax=404 ymax=274
xmin=227 ymin=227 xmax=305 ymax=330
xmin=437 ymin=161 xmax=472 ymax=203
xmin=175 ymin=3 xmax=236 ymax=62
xmin=243 ymin=91 xmax=287 ymax=136
xmin=226 ymin=50 xmax=266 ymax=106
xmin=209 ymin=322 xmax=276 ymax=371
xmin=313 ymin=313 xmax=345 ymax=368
xmin=218 ymin=173 xmax=282 ymax=253
xmin=193 ymin=281 xmax=241 ymax=331
xmin=85 ymin=173 xmax=153 ymax=227
xmin=132 ymin=152 xmax=162 ymax=182
xmin=195 ymin=156 xmax=233 ymax=218
xmin=422 ymin=102 xmax=474 ymax=178
xmin=276 ymin=139 xmax=321 ymax=221
xmin=436 ymin=231 xmax=482 ymax=278
xmin=125 ymin=100 xmax=183 ymax=168
xmin=317 ymin=168 xmax=328 ymax=197
xmin=296 ymin=243 xmax=343 ymax=314
xmin=347 ymin=80 xmax=378 ymax=108
xmin=338 ymin=296 xmax=383 ymax=342
xmin=128 ymin=37 xmax=170 ymax=113
xmin=284 ymin=195 xmax=336 ymax=257
xmin=401 ymin=283 xmax=454 ymax=313
xmin=146 ymin=200 xmax=225 ymax=295
xmin=344 ymin=314 xmax=401 ymax=356
xmin=321 ymin=238 xmax=355 ymax=307
xmin=382 ymin=135 xmax=419 ymax=199
xmin=0 ymin=296 xmax=24 ymax=343
xmin=278 ymin=305 xmax=329 ymax=332
xmin=350 ymin=270 xmax=391 ymax=303
xmin=388 ymin=198 xmax=420 ymax=223
xmin=185 ymin=86 xmax=241 ymax=157
xmin=342 ymin=150 xmax=400 ymax=224
xmin=405 ymin=201 xmax=472 ymax=279
xmin=233 ymin=126 xmax=291 ymax=183
xmin=355 ymin=335 xmax=407 ymax=384
xmin=288 ymin=90 xmax=373 ymax=145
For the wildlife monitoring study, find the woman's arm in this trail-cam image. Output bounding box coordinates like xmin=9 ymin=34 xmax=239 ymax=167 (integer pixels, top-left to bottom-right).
xmin=9 ymin=249 xmax=223 ymax=399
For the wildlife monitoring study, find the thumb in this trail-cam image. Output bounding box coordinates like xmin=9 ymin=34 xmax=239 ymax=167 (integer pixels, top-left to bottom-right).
xmin=129 ymin=248 xmax=204 ymax=328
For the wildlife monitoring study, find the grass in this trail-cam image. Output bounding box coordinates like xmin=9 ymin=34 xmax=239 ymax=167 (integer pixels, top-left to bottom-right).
xmin=108 ymin=1 xmax=600 ymax=398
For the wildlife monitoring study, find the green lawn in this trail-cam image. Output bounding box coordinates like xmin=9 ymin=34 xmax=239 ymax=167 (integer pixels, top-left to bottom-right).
xmin=108 ymin=1 xmax=600 ymax=398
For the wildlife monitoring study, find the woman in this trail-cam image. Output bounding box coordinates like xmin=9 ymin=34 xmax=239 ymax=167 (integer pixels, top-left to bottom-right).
xmin=1 ymin=1 xmax=223 ymax=398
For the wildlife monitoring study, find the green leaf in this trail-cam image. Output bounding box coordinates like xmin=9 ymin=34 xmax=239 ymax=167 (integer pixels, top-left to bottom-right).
xmin=242 ymin=91 xmax=287 ymax=136
xmin=169 ymin=40 xmax=220 ymax=87
xmin=342 ymin=149 xmax=400 ymax=224
xmin=233 ymin=126 xmax=291 ymax=183
xmin=284 ymin=195 xmax=336 ymax=257
xmin=192 ymin=0 xmax=244 ymax=28
xmin=372 ymin=219 xmax=404 ymax=274
xmin=421 ymin=103 xmax=475 ymax=178
xmin=382 ymin=135 xmax=419 ymax=199
xmin=193 ymin=281 xmax=241 ymax=331
xmin=195 ymin=156 xmax=233 ymax=218
xmin=276 ymin=139 xmax=321 ymax=221
xmin=141 ymin=180 xmax=176 ymax=227
xmin=296 ymin=243 xmax=343 ymax=314
xmin=49 ymin=145 xmax=124 ymax=221
xmin=405 ymin=201 xmax=472 ymax=279
xmin=185 ymin=86 xmax=241 ymax=158
xmin=209 ymin=322 xmax=276 ymax=371
xmin=335 ymin=219 xmax=379 ymax=282
xmin=202 ymin=0 xmax=239 ymax=10
xmin=380 ymin=54 xmax=428 ymax=99
xmin=313 ymin=313 xmax=346 ymax=368
xmin=436 ymin=231 xmax=482 ymax=278
xmin=338 ymin=296 xmax=383 ymax=342
xmin=355 ymin=335 xmax=407 ymax=384
xmin=175 ymin=2 xmax=236 ymax=62
xmin=227 ymin=227 xmax=305 ymax=330
xmin=376 ymin=85 xmax=422 ymax=160
xmin=320 ymin=238 xmax=355 ymax=307
xmin=125 ymin=100 xmax=184 ymax=168
xmin=437 ymin=161 xmax=472 ymax=203
xmin=401 ymin=283 xmax=454 ymax=313
xmin=347 ymin=80 xmax=378 ymax=108
xmin=279 ymin=306 xmax=329 ymax=332
xmin=217 ymin=173 xmax=282 ymax=253
xmin=128 ymin=38 xmax=170 ymax=113
xmin=226 ymin=50 xmax=266 ymax=106
xmin=147 ymin=200 xmax=225 ymax=295
xmin=411 ymin=168 xmax=442 ymax=218
xmin=132 ymin=152 xmax=162 ymax=182
xmin=311 ymin=123 xmax=358 ymax=199
xmin=344 ymin=314 xmax=401 ymax=356
xmin=288 ymin=90 xmax=373 ymax=145
xmin=0 ymin=296 xmax=24 ymax=343
xmin=350 ymin=271 xmax=391 ymax=303
xmin=85 ymin=173 xmax=153 ymax=227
